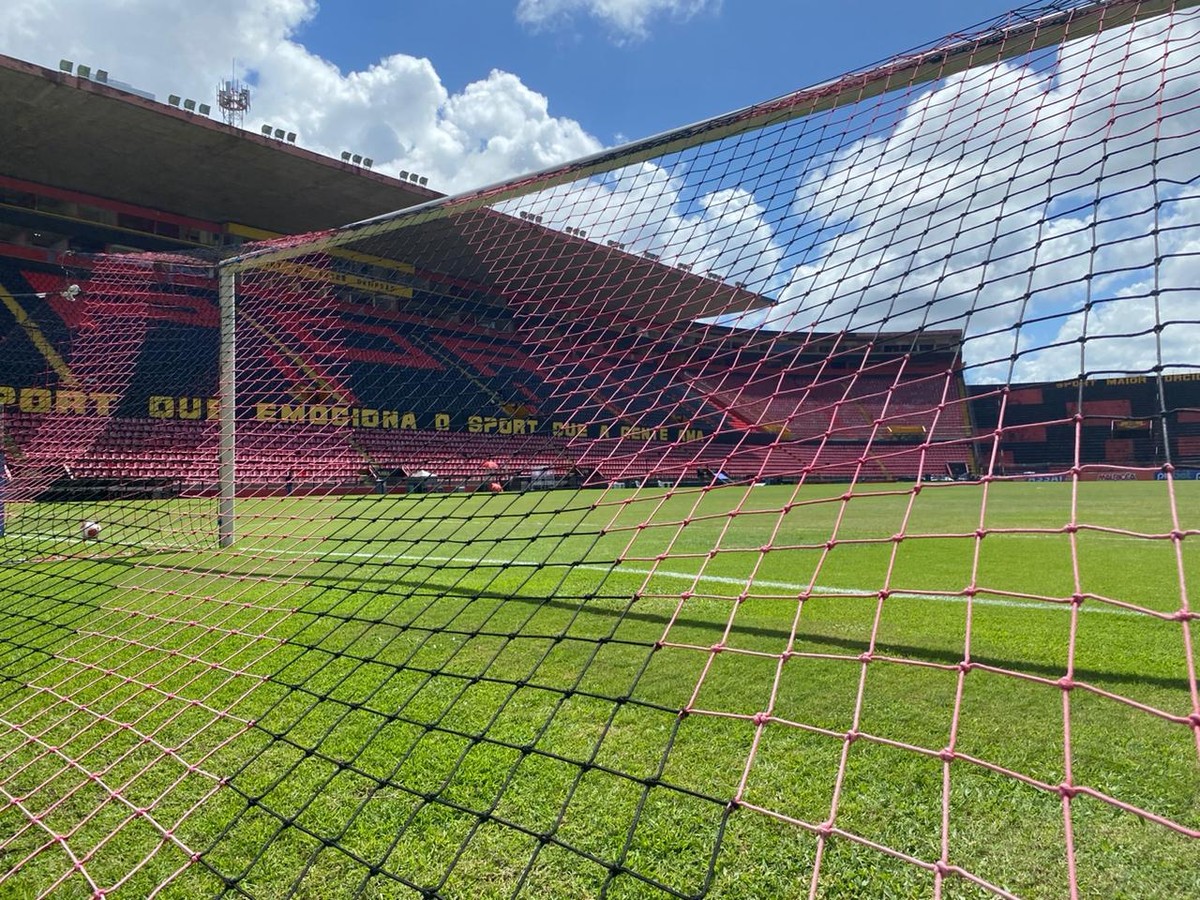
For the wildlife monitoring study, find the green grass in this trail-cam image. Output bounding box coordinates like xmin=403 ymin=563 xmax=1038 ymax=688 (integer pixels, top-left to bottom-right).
xmin=0 ymin=481 xmax=1197 ymax=898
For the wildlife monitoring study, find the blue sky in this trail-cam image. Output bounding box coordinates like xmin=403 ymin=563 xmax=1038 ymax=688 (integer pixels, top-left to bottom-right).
xmin=294 ymin=0 xmax=1023 ymax=151
xmin=3 ymin=1 xmax=1195 ymax=382
xmin=1 ymin=0 xmax=1037 ymax=194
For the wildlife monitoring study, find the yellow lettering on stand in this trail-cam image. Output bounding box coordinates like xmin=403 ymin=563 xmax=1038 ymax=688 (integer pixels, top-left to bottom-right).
xmin=149 ymin=396 xmax=175 ymax=418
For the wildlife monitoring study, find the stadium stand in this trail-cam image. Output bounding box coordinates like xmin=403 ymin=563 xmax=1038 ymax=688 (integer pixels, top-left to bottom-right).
xmin=968 ymin=376 xmax=1200 ymax=474
xmin=2 ymin=258 xmax=978 ymax=489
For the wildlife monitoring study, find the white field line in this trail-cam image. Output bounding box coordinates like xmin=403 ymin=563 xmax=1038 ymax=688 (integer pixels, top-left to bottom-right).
xmin=236 ymin=544 xmax=1142 ymax=617
xmin=4 ymin=531 xmax=1148 ymax=618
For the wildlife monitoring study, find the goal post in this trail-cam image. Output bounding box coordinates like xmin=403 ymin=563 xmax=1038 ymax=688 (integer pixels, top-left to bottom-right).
xmin=218 ymin=265 xmax=236 ymax=548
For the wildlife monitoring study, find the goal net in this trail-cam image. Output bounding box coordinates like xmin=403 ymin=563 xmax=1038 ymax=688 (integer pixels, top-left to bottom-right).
xmin=1 ymin=1 xmax=1197 ymax=896
xmin=0 ymin=252 xmax=220 ymax=554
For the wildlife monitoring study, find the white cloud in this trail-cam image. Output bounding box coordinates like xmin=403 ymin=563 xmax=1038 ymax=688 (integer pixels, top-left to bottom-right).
xmin=5 ymin=1 xmax=1196 ymax=390
xmin=0 ymin=0 xmax=602 ymax=194
xmin=485 ymin=6 xmax=1196 ymax=386
xmin=720 ymin=7 xmax=1200 ymax=382
xmin=498 ymin=159 xmax=785 ymax=290
xmin=481 ymin=7 xmax=1200 ymax=389
xmin=1013 ymin=212 xmax=1200 ymax=382
xmin=516 ymin=0 xmax=719 ymax=40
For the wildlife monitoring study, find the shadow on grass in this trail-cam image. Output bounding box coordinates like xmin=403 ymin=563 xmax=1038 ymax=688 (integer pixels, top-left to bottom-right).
xmin=104 ymin=554 xmax=1194 ymax=695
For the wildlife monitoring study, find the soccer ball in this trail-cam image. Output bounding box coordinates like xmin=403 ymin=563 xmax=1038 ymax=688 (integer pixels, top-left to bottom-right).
xmin=81 ymin=520 xmax=101 ymax=540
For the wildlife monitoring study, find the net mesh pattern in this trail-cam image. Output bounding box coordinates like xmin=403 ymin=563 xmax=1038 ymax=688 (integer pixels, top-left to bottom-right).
xmin=0 ymin=1 xmax=1198 ymax=896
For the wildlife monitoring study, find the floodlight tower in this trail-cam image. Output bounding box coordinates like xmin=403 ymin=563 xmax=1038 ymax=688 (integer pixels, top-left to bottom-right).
xmin=217 ymin=77 xmax=251 ymax=128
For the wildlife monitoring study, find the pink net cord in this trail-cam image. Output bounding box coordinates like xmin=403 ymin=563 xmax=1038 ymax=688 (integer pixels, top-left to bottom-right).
xmin=1 ymin=1 xmax=1198 ymax=896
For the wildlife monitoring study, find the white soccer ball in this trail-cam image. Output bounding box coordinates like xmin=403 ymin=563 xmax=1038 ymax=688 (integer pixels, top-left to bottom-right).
xmin=81 ymin=520 xmax=101 ymax=540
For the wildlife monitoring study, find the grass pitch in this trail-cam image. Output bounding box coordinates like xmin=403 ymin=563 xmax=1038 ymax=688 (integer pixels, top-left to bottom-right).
xmin=0 ymin=481 xmax=1197 ymax=898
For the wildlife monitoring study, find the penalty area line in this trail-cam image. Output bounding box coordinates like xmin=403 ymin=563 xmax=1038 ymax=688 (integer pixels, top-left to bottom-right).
xmin=237 ymin=544 xmax=1140 ymax=617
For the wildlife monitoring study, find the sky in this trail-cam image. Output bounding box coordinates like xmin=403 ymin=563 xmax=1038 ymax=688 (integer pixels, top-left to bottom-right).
xmin=1 ymin=0 xmax=1023 ymax=195
xmin=2 ymin=0 xmax=1198 ymax=383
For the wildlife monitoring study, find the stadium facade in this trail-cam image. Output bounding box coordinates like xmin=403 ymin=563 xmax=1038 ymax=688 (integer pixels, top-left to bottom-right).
xmin=1 ymin=48 xmax=1197 ymax=489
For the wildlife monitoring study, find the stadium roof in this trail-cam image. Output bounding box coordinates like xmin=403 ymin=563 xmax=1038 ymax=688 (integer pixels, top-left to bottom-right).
xmin=0 ymin=53 xmax=439 ymax=236
xmin=293 ymin=205 xmax=769 ymax=325
xmin=0 ymin=52 xmax=772 ymax=323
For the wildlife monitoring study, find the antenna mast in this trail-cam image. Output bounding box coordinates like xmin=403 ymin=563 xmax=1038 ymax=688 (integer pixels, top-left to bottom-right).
xmin=217 ymin=63 xmax=251 ymax=128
